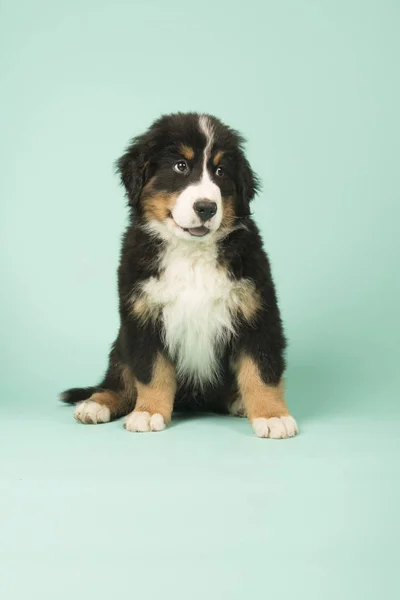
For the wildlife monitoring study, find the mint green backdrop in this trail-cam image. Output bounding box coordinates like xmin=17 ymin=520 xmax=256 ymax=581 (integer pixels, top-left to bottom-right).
xmin=1 ymin=1 xmax=399 ymax=599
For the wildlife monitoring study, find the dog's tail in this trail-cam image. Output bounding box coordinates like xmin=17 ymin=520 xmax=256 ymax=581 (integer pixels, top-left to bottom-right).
xmin=59 ymin=386 xmax=100 ymax=404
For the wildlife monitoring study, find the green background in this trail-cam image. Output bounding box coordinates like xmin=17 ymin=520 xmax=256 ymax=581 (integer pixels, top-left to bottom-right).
xmin=1 ymin=1 xmax=399 ymax=598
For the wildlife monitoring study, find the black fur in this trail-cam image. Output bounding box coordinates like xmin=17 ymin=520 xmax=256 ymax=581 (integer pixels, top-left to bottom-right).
xmin=60 ymin=113 xmax=286 ymax=415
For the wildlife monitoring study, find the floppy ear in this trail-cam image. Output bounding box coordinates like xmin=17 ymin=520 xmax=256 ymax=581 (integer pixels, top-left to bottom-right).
xmin=237 ymin=155 xmax=260 ymax=216
xmin=115 ymin=135 xmax=149 ymax=207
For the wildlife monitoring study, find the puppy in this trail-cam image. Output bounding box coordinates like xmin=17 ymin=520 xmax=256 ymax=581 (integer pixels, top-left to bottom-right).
xmin=60 ymin=113 xmax=297 ymax=438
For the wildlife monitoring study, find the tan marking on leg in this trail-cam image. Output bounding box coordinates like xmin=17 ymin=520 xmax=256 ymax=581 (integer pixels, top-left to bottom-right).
xmin=91 ymin=390 xmax=135 ymax=419
xmin=74 ymin=389 xmax=133 ymax=423
xmin=89 ymin=390 xmax=120 ymax=408
xmin=78 ymin=363 xmax=138 ymax=422
xmin=179 ymin=144 xmax=195 ymax=160
xmin=213 ymin=150 xmax=225 ymax=166
xmin=129 ymin=353 xmax=176 ymax=424
xmin=236 ymin=356 xmax=288 ymax=420
xmin=236 ymin=356 xmax=298 ymax=438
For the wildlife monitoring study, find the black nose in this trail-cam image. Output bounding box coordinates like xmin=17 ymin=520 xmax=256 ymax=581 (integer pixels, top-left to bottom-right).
xmin=193 ymin=200 xmax=217 ymax=222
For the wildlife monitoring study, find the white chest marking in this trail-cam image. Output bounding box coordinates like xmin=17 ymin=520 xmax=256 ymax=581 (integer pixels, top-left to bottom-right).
xmin=141 ymin=241 xmax=239 ymax=387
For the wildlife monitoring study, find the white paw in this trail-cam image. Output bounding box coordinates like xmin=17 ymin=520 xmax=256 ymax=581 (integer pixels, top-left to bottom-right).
xmin=124 ymin=411 xmax=166 ymax=433
xmin=252 ymin=416 xmax=298 ymax=439
xmin=74 ymin=400 xmax=111 ymax=424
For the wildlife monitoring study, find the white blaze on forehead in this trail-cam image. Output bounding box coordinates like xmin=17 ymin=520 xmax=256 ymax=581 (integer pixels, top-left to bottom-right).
xmin=199 ymin=114 xmax=215 ymax=153
xmin=198 ymin=114 xmax=216 ymax=190
xmin=171 ymin=115 xmax=222 ymax=231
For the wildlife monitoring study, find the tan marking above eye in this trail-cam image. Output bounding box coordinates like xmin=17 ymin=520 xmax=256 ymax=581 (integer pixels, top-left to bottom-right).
xmin=179 ymin=144 xmax=195 ymax=160
xmin=213 ymin=151 xmax=225 ymax=166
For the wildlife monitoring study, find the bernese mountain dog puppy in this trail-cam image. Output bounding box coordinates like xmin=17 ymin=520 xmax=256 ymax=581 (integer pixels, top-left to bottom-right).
xmin=60 ymin=113 xmax=298 ymax=438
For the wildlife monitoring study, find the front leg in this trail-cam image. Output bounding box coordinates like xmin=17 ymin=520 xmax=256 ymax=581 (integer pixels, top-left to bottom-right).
xmin=118 ymin=312 xmax=176 ymax=433
xmin=230 ymin=261 xmax=298 ymax=438
xmin=235 ymin=355 xmax=298 ymax=438
xmin=124 ymin=352 xmax=176 ymax=433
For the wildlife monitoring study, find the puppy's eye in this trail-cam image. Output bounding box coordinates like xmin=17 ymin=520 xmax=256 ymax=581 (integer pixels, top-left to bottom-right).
xmin=215 ymin=166 xmax=225 ymax=177
xmin=173 ymin=160 xmax=189 ymax=174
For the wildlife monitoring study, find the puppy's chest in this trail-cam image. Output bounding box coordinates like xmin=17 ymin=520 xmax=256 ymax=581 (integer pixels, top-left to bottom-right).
xmin=140 ymin=245 xmax=241 ymax=384
xmin=143 ymin=248 xmax=236 ymax=333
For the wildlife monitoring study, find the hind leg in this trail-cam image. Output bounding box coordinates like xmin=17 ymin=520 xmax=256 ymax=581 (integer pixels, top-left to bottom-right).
xmin=74 ymin=391 xmax=126 ymax=424
xmin=74 ymin=390 xmax=136 ymax=424
xmin=74 ymin=363 xmax=137 ymax=424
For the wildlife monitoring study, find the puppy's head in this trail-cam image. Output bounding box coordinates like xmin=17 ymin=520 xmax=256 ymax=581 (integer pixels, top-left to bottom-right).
xmin=116 ymin=113 xmax=259 ymax=241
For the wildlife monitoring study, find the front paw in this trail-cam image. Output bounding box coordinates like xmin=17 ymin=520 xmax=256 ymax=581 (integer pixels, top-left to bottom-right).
xmin=124 ymin=411 xmax=166 ymax=432
xmin=252 ymin=416 xmax=298 ymax=439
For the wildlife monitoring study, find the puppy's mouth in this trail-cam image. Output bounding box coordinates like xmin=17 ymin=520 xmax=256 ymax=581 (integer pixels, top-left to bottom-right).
xmin=169 ymin=214 xmax=210 ymax=237
xmin=184 ymin=225 xmax=210 ymax=237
